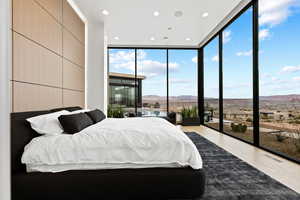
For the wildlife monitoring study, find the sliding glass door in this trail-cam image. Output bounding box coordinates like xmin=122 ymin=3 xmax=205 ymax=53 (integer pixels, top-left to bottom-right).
xmin=222 ymin=7 xmax=253 ymax=143
xmin=201 ymin=0 xmax=300 ymax=163
xmin=137 ymin=49 xmax=167 ymax=117
xmin=168 ymin=50 xmax=198 ymax=123
xmin=203 ymin=37 xmax=219 ymax=129
xmin=108 ymin=49 xmax=136 ymax=116
xmin=259 ymin=0 xmax=300 ymax=161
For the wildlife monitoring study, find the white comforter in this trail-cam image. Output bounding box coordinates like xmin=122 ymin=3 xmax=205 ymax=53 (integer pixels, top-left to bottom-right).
xmin=22 ymin=117 xmax=202 ymax=172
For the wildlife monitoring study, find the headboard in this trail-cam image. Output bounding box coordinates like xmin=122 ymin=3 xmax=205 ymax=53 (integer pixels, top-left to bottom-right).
xmin=11 ymin=106 xmax=82 ymax=174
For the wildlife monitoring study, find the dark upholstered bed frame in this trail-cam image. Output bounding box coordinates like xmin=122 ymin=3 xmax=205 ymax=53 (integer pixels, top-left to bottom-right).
xmin=11 ymin=107 xmax=206 ymax=200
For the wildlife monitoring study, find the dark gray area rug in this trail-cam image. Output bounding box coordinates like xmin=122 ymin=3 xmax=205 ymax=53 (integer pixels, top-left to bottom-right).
xmin=185 ymin=132 xmax=300 ymax=200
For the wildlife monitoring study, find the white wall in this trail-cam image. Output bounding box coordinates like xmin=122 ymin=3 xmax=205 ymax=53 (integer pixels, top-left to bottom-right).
xmin=0 ymin=0 xmax=11 ymax=199
xmin=86 ymin=21 xmax=107 ymax=113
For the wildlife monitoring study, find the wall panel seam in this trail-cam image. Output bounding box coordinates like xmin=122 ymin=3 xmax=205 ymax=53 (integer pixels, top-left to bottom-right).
xmin=33 ymin=0 xmax=62 ymax=25
xmin=62 ymin=26 xmax=85 ymax=45
xmin=12 ymin=30 xmax=63 ymax=57
xmin=13 ymin=31 xmax=85 ymax=69
xmin=12 ymin=80 xmax=84 ymax=92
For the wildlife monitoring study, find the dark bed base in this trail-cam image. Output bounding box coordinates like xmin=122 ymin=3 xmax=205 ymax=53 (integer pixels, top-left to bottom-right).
xmin=13 ymin=168 xmax=205 ymax=200
xmin=11 ymin=107 xmax=206 ymax=200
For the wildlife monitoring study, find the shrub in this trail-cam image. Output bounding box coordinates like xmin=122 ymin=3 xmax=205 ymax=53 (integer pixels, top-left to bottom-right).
xmin=154 ymin=102 xmax=160 ymax=108
xmin=275 ymin=132 xmax=286 ymax=142
xmin=293 ymin=129 xmax=300 ymax=153
xmin=231 ymin=123 xmax=247 ymax=133
xmin=294 ymin=120 xmax=300 ymax=124
xmin=246 ymin=118 xmax=252 ymax=123
xmin=181 ymin=106 xmax=198 ymax=120
xmin=107 ymin=105 xmax=124 ymax=118
xmin=240 ymin=124 xmax=247 ymax=133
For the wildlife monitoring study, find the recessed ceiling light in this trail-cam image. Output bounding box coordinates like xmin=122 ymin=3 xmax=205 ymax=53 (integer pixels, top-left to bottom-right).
xmin=153 ymin=11 xmax=160 ymax=16
xmin=163 ymin=36 xmax=168 ymax=40
xmin=174 ymin=10 xmax=183 ymax=17
xmin=168 ymin=27 xmax=172 ymax=30
xmin=101 ymin=9 xmax=109 ymax=16
xmin=185 ymin=38 xmax=191 ymax=41
xmin=202 ymin=12 xmax=209 ymax=18
xmin=114 ymin=36 xmax=119 ymax=40
xmin=150 ymin=37 xmax=155 ymax=41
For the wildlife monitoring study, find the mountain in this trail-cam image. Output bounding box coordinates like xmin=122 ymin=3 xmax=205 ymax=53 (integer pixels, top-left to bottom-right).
xmin=143 ymin=95 xmax=197 ymax=102
xmin=142 ymin=94 xmax=300 ymax=102
xmin=260 ymin=94 xmax=300 ymax=101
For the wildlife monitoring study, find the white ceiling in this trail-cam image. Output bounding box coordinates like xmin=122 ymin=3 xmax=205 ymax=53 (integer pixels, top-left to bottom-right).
xmin=73 ymin=0 xmax=249 ymax=47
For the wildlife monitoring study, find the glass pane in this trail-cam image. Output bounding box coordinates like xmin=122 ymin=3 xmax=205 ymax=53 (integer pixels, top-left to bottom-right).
xmin=204 ymin=37 xmax=219 ymax=129
xmin=137 ymin=49 xmax=167 ymax=117
xmin=223 ymin=7 xmax=253 ymax=142
xmin=108 ymin=49 xmax=136 ymax=116
xmin=168 ymin=50 xmax=198 ymax=124
xmin=259 ymin=0 xmax=300 ymax=161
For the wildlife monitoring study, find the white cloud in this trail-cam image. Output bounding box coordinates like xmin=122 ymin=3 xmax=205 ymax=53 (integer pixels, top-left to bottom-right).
xmin=293 ymin=77 xmax=300 ymax=81
xmin=113 ymin=61 xmax=135 ymax=72
xmin=271 ymin=77 xmax=279 ymax=81
xmin=192 ymin=56 xmax=197 ymax=63
xmin=236 ymin=50 xmax=252 ymax=57
xmin=259 ymin=29 xmax=270 ymax=40
xmin=109 ymin=50 xmax=179 ymax=79
xmin=170 ymin=79 xmax=191 ymax=84
xmin=212 ymin=55 xmax=219 ymax=62
xmin=110 ymin=50 xmax=135 ymax=63
xmin=259 ymin=0 xmax=298 ymax=27
xmin=137 ymin=60 xmax=178 ymax=78
xmin=224 ymin=83 xmax=251 ymax=89
xmin=223 ymin=30 xmax=231 ymax=44
xmin=261 ymin=73 xmax=271 ymax=78
xmin=280 ymin=65 xmax=300 ymax=73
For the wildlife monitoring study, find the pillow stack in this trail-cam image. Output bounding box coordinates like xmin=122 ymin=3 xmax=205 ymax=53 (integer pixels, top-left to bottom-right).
xmin=58 ymin=109 xmax=106 ymax=134
xmin=27 ymin=109 xmax=106 ymax=135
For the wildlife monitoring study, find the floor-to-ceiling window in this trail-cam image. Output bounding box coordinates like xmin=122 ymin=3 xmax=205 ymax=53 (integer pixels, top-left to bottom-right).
xmin=108 ymin=48 xmax=198 ymax=120
xmin=201 ymin=1 xmax=300 ymax=163
xmin=222 ymin=7 xmax=253 ymax=143
xmin=137 ymin=49 xmax=167 ymax=117
xmin=108 ymin=49 xmax=136 ymax=116
xmin=168 ymin=50 xmax=198 ymax=123
xmin=259 ymin=0 xmax=300 ymax=161
xmin=203 ymin=37 xmax=219 ymax=129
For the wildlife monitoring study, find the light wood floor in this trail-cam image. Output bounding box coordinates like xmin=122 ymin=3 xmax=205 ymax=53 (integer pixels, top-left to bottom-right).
xmin=182 ymin=125 xmax=300 ymax=194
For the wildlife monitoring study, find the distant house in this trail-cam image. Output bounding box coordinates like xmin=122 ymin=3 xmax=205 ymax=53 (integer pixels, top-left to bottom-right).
xmin=224 ymin=112 xmax=253 ymax=120
xmin=109 ymin=72 xmax=146 ymax=109
xmin=260 ymin=112 xmax=274 ymax=119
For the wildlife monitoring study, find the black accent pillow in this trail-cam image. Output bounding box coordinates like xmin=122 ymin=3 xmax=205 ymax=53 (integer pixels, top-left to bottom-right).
xmin=85 ymin=109 xmax=106 ymax=124
xmin=58 ymin=113 xmax=93 ymax=134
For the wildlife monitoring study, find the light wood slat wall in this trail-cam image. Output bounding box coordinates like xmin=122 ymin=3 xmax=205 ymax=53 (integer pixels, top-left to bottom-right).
xmin=12 ymin=0 xmax=85 ymax=112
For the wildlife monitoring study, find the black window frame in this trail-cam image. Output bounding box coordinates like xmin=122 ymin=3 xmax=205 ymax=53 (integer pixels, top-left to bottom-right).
xmin=200 ymin=0 xmax=300 ymax=164
xmin=107 ymin=47 xmax=199 ymax=116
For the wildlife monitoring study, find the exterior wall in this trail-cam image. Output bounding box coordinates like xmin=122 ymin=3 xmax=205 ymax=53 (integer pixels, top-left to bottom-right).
xmin=12 ymin=0 xmax=85 ymax=112
xmin=86 ymin=21 xmax=106 ymax=112
xmin=0 ymin=0 xmax=12 ymax=199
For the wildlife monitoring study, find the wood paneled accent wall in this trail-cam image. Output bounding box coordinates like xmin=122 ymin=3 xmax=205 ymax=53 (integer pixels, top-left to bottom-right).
xmin=12 ymin=0 xmax=85 ymax=112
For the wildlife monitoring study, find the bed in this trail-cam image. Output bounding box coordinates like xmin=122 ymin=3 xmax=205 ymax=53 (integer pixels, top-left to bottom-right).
xmin=11 ymin=107 xmax=206 ymax=200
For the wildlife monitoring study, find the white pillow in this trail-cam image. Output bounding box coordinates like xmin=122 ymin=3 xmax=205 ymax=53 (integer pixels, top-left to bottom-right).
xmin=69 ymin=109 xmax=90 ymax=114
xmin=27 ymin=110 xmax=70 ymax=135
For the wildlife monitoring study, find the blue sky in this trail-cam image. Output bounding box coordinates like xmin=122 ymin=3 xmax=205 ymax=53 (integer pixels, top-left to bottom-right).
xmin=204 ymin=0 xmax=300 ymax=98
xmin=109 ymin=49 xmax=197 ymax=96
xmin=110 ymin=0 xmax=300 ymax=98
